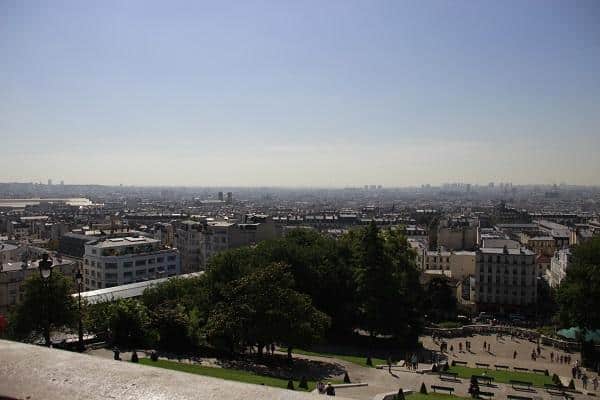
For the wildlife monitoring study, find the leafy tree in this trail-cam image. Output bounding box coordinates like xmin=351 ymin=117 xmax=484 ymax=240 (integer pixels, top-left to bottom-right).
xmin=351 ymin=222 xmax=424 ymax=340
xmin=556 ymin=237 xmax=600 ymax=367
xmin=105 ymin=298 xmax=155 ymax=348
xmin=206 ymin=263 xmax=330 ymax=356
xmin=150 ymin=303 xmax=191 ymax=352
xmin=556 ymin=237 xmax=600 ymax=331
xmin=10 ymin=271 xmax=77 ymax=343
xmin=424 ymin=277 xmax=457 ymax=322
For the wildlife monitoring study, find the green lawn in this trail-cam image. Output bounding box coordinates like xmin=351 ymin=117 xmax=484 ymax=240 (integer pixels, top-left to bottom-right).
xmin=407 ymin=393 xmax=469 ymax=400
xmin=292 ymin=348 xmax=386 ymax=368
xmin=448 ymin=365 xmax=553 ymax=387
xmin=139 ymin=358 xmax=325 ymax=391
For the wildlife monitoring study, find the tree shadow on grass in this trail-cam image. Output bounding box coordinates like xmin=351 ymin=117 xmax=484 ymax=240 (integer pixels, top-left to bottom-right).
xmin=216 ymin=354 xmax=346 ymax=381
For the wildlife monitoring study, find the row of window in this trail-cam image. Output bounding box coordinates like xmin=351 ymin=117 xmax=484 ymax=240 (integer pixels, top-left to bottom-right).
xmin=84 ymin=255 xmax=177 ymax=268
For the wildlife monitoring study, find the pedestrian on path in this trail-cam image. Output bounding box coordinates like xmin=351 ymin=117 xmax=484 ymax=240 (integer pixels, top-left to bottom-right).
xmin=592 ymin=376 xmax=598 ymax=391
xmin=388 ymin=356 xmax=392 ymax=373
xmin=513 ymin=350 xmax=517 ymax=359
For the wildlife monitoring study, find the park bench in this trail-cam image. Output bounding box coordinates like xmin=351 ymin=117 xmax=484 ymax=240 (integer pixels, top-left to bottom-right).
xmin=544 ymin=384 xmax=562 ymax=391
xmin=513 ymin=367 xmax=529 ymax=372
xmin=431 ymin=385 xmax=454 ymax=395
xmin=510 ymin=380 xmax=533 ymax=390
xmin=507 ymin=395 xmax=532 ymax=400
xmin=439 ymin=372 xmax=459 ymax=381
xmin=547 ymin=389 xmax=573 ymax=399
xmin=532 ymin=369 xmax=546 ymax=374
xmin=472 ymin=375 xmax=494 ymax=386
xmin=452 ymin=360 xmax=468 ymax=366
xmin=475 ymin=362 xmax=491 ymax=368
xmin=494 ymin=364 xmax=509 ymax=370
xmin=478 ymin=391 xmax=494 ymax=399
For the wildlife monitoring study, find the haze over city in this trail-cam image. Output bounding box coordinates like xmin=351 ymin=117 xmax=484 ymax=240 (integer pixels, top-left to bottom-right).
xmin=2 ymin=0 xmax=600 ymax=186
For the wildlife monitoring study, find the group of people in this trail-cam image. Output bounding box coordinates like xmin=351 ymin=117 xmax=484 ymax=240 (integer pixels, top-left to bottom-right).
xmin=550 ymin=351 xmax=572 ymax=364
xmin=316 ymin=381 xmax=336 ymax=396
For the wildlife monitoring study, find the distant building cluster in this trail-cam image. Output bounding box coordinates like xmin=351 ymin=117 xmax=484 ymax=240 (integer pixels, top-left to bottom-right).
xmin=1 ymin=184 xmax=600 ymax=317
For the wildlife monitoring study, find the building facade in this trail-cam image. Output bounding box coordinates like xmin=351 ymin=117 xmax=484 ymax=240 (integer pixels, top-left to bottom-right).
xmin=474 ymin=247 xmax=537 ymax=313
xmin=83 ymin=236 xmax=180 ymax=291
xmin=547 ymin=248 xmax=571 ymax=288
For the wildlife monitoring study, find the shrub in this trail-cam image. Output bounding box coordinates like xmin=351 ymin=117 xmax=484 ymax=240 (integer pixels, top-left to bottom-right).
xmin=343 ymin=372 xmax=351 ymax=383
xmin=366 ymin=357 xmax=373 ymax=366
xmin=544 ymin=369 xmax=549 ymax=376
xmin=397 ymin=388 xmax=405 ymax=400
xmin=299 ymin=376 xmax=308 ymax=389
xmin=552 ymin=373 xmax=561 ymax=386
xmin=287 ymin=379 xmax=295 ymax=390
xmin=150 ymin=351 xmax=159 ymax=362
xmin=420 ymin=382 xmax=427 ymax=394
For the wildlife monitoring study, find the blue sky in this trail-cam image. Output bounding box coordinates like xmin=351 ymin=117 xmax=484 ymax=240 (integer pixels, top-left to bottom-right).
xmin=1 ymin=0 xmax=599 ymax=186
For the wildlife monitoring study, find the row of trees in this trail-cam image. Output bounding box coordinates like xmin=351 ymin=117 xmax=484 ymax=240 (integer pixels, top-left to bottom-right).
xmin=4 ymin=227 xmax=598 ymax=364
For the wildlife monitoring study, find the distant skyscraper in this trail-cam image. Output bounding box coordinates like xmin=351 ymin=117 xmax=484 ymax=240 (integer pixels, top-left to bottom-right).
xmin=47 ymin=179 xmax=52 ymax=186
xmin=60 ymin=180 xmax=64 ymax=186
xmin=226 ymin=192 xmax=233 ymax=204
xmin=218 ymin=191 xmax=224 ymax=201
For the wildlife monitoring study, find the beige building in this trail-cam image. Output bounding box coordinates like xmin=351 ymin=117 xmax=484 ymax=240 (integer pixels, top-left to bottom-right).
xmin=449 ymin=251 xmax=476 ymax=281
xmin=527 ymin=236 xmax=556 ymax=257
xmin=0 ymin=256 xmax=78 ymax=313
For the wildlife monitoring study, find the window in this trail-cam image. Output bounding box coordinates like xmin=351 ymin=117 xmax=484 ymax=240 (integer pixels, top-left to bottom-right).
xmin=105 ymin=272 xmax=118 ymax=280
xmin=156 ymin=257 xmax=164 ymax=263
xmin=91 ymin=261 xmax=96 ymax=267
xmin=92 ymin=249 xmax=97 ymax=255
xmin=123 ymin=261 xmax=133 ymax=268
xmin=148 ymin=267 xmax=155 ymax=273
xmin=135 ymin=259 xmax=146 ymax=266
xmin=123 ymin=271 xmax=133 ymax=278
xmin=136 ymin=270 xmax=146 ymax=276
xmin=105 ymin=262 xmax=118 ymax=269
xmin=168 ymin=264 xmax=176 ymax=270
xmin=167 ymin=255 xmax=176 ymax=262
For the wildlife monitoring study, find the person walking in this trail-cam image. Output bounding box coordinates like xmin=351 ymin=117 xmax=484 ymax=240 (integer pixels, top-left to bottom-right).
xmin=592 ymin=376 xmax=598 ymax=391
xmin=550 ymin=352 xmax=554 ymax=362
xmin=388 ymin=356 xmax=392 ymax=373
xmin=513 ymin=350 xmax=517 ymax=359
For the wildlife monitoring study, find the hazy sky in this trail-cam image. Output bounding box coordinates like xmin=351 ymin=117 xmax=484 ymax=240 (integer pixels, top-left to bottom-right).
xmin=1 ymin=0 xmax=599 ymax=187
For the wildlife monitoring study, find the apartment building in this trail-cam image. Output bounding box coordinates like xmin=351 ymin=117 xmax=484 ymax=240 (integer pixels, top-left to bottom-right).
xmin=173 ymin=221 xmax=203 ymax=274
xmin=0 ymin=256 xmax=78 ymax=313
xmin=83 ymin=236 xmax=180 ymax=291
xmin=547 ymin=248 xmax=571 ymax=288
xmin=474 ymin=247 xmax=537 ymax=313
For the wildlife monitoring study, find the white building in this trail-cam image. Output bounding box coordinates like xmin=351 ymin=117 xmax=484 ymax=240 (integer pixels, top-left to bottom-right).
xmin=547 ymin=248 xmax=571 ymax=288
xmin=474 ymin=247 xmax=537 ymax=312
xmin=83 ymin=236 xmax=180 ymax=291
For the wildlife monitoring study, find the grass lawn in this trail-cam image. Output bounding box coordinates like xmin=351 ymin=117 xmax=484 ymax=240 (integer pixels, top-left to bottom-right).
xmin=407 ymin=393 xmax=469 ymax=400
xmin=293 ymin=348 xmax=386 ymax=368
xmin=139 ymin=358 xmax=329 ymax=391
xmin=448 ymin=365 xmax=553 ymax=387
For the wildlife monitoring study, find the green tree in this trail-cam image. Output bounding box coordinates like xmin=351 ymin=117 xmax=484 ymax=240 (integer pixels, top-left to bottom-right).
xmin=105 ymin=299 xmax=155 ymax=348
xmin=351 ymin=222 xmax=423 ymax=340
xmin=10 ymin=271 xmax=77 ymax=343
xmin=424 ymin=277 xmax=457 ymax=322
xmin=206 ymin=263 xmax=330 ymax=356
xmin=556 ymin=237 xmax=600 ymax=366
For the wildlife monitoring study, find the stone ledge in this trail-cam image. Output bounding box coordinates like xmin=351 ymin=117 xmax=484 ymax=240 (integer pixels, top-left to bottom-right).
xmin=0 ymin=340 xmax=353 ymax=400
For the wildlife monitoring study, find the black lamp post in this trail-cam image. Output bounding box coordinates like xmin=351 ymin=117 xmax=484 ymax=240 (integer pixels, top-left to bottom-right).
xmin=38 ymin=253 xmax=53 ymax=346
xmin=75 ymin=267 xmax=84 ymax=352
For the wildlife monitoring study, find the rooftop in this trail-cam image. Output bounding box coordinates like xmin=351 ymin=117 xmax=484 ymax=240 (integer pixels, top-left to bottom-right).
xmin=479 ymin=247 xmax=534 ymax=255
xmin=88 ymin=236 xmax=159 ymax=248
xmin=78 ymin=272 xmax=203 ymax=304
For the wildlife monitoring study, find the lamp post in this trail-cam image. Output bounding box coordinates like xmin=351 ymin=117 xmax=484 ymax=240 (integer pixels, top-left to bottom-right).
xmin=38 ymin=253 xmax=53 ymax=346
xmin=75 ymin=267 xmax=84 ymax=352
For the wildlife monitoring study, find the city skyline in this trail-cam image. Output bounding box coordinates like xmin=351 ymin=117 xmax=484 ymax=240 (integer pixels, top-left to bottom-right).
xmin=2 ymin=0 xmax=600 ymax=186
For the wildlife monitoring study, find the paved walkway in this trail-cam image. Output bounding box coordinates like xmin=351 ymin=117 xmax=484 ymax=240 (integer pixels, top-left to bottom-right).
xmin=86 ymin=335 xmax=600 ymax=399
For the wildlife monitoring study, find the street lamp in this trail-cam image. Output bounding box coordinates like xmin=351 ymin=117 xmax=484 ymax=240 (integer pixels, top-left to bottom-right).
xmin=38 ymin=253 xmax=53 ymax=346
xmin=75 ymin=267 xmax=84 ymax=352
